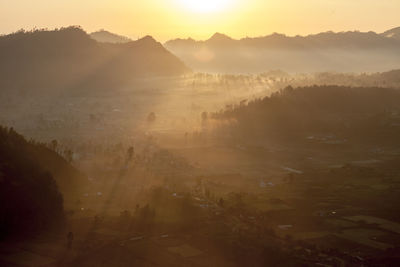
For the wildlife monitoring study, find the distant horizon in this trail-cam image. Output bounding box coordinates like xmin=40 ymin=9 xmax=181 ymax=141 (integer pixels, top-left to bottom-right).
xmin=1 ymin=25 xmax=399 ymax=43
xmin=1 ymin=0 xmax=399 ymax=42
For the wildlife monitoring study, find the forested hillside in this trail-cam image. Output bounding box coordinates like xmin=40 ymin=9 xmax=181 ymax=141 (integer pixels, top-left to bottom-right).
xmin=0 ymin=127 xmax=85 ymax=239
xmin=0 ymin=27 xmax=190 ymax=95
xmin=212 ymin=85 xmax=400 ymax=144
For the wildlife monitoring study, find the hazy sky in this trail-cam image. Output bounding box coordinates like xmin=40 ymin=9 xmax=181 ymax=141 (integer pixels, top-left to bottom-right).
xmin=0 ymin=0 xmax=399 ymax=41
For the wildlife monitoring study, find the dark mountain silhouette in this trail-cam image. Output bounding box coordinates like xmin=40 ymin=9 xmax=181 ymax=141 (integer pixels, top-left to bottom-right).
xmin=0 ymin=126 xmax=82 ymax=238
xmin=212 ymin=85 xmax=400 ymax=143
xmin=0 ymin=126 xmax=85 ymax=196
xmin=165 ymin=28 xmax=400 ymax=73
xmin=0 ymin=27 xmax=190 ymax=95
xmin=90 ymin=29 xmax=132 ymax=43
xmin=382 ymin=27 xmax=400 ymax=40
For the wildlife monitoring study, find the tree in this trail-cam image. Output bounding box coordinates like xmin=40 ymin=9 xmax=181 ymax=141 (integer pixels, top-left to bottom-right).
xmin=201 ymin=111 xmax=208 ymax=121
xmin=127 ymin=146 xmax=135 ymax=161
xmin=147 ymin=112 xmax=156 ymax=123
xmin=50 ymin=139 xmax=58 ymax=151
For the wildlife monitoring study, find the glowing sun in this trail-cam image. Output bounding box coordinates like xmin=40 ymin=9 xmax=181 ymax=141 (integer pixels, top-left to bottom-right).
xmin=179 ymin=0 xmax=231 ymax=13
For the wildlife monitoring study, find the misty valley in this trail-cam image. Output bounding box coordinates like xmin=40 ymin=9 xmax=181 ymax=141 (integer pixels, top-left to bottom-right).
xmin=0 ymin=26 xmax=400 ymax=266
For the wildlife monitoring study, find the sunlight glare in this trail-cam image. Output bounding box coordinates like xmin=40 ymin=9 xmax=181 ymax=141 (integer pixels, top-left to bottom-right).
xmin=178 ymin=0 xmax=231 ymax=13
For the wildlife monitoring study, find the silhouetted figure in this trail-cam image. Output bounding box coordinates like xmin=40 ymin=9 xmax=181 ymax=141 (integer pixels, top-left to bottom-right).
xmin=219 ymin=198 xmax=225 ymax=207
xmin=67 ymin=231 xmax=74 ymax=249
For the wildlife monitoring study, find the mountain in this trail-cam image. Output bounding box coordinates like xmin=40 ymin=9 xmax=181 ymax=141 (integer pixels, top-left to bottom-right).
xmin=165 ymin=28 xmax=400 ymax=74
xmin=382 ymin=27 xmax=400 ymax=40
xmin=0 ymin=126 xmax=84 ymax=238
xmin=206 ymin=32 xmax=235 ymax=46
xmin=0 ymin=27 xmax=190 ymax=94
xmin=90 ymin=29 xmax=132 ymax=43
xmin=212 ymin=85 xmax=400 ymax=143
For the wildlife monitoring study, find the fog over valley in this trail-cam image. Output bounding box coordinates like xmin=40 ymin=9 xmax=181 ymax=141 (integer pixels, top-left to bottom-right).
xmin=1 ymin=5 xmax=400 ymax=265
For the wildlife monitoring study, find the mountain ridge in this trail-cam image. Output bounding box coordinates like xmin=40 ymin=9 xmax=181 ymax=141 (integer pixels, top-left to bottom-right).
xmin=166 ymin=27 xmax=400 ymax=49
xmin=0 ymin=27 xmax=191 ymax=94
xmin=90 ymin=29 xmax=132 ymax=43
xmin=382 ymin=27 xmax=400 ymax=40
xmin=164 ymin=27 xmax=400 ymax=73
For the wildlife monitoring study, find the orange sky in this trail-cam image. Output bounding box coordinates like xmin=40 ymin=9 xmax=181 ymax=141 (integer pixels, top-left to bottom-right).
xmin=0 ymin=0 xmax=399 ymax=41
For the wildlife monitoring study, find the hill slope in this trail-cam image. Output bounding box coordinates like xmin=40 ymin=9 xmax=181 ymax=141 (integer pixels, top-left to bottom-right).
xmin=90 ymin=30 xmax=132 ymax=43
xmin=165 ymin=29 xmax=400 ymax=73
xmin=0 ymin=27 xmax=190 ymax=94
xmin=0 ymin=127 xmax=76 ymax=238
xmin=382 ymin=27 xmax=400 ymax=40
xmin=212 ymin=85 xmax=400 ymax=143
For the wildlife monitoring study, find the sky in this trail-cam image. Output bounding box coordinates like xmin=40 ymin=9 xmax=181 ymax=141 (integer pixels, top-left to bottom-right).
xmin=0 ymin=0 xmax=399 ymax=41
